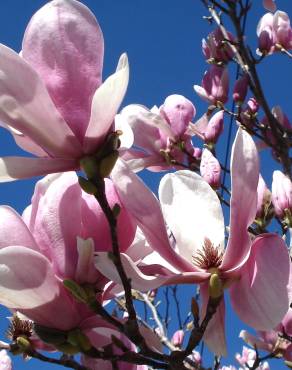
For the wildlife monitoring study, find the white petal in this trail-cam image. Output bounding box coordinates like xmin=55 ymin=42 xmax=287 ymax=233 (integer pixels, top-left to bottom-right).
xmin=159 ymin=170 xmax=225 ymax=263
xmin=84 ymin=53 xmax=129 ymax=153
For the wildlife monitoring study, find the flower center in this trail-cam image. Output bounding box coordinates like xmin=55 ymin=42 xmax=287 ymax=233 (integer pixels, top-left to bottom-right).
xmin=192 ymin=238 xmax=224 ymax=271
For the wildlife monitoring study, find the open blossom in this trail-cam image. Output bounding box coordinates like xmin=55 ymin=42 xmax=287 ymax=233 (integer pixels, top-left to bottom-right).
xmin=0 ymin=0 xmax=129 ymax=182
xmin=117 ymin=94 xmax=199 ymax=172
xmin=95 ymin=129 xmax=290 ymax=356
xmin=236 ymin=347 xmax=270 ymax=370
xmin=0 ymin=171 xmax=137 ymax=351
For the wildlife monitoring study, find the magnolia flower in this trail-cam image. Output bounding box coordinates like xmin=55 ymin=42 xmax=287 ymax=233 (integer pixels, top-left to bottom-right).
xmin=257 ymin=11 xmax=292 ymax=54
xmin=95 ymin=129 xmax=290 ymax=356
xmin=189 ymin=110 xmax=224 ymax=144
xmin=235 ymin=346 xmax=270 ymax=370
xmin=118 ymin=94 xmax=198 ymax=172
xmin=0 ymin=172 xmax=136 ymax=335
xmin=0 ymin=0 xmax=129 ymax=182
xmin=194 ymin=65 xmax=229 ymax=106
xmin=202 ymin=27 xmax=234 ymax=63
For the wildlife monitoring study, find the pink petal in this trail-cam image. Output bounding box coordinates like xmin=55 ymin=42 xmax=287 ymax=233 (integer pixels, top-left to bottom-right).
xmin=193 ymin=85 xmax=212 ymax=104
xmin=94 ymin=252 xmax=173 ymax=291
xmin=111 ymin=160 xmax=197 ymax=273
xmin=0 ymin=45 xmax=82 ymax=158
xmin=229 ymin=234 xmax=290 ymax=330
xmin=201 ymin=282 xmax=227 ymax=356
xmin=0 ymin=246 xmax=60 ymax=309
xmin=221 ymin=128 xmax=259 ymax=271
xmin=28 ymin=172 xmax=83 ymax=278
xmin=119 ymin=105 xmax=163 ymax=153
xmin=84 ymin=54 xmax=129 ymax=154
xmin=4 ymin=125 xmax=47 ymax=157
xmin=159 ymin=170 xmax=225 ymax=265
xmin=0 ymin=156 xmax=77 ymax=182
xmin=0 ymin=206 xmax=38 ymax=251
xmin=22 ymin=0 xmax=104 ymax=142
xmin=80 ymin=178 xmax=136 ymax=253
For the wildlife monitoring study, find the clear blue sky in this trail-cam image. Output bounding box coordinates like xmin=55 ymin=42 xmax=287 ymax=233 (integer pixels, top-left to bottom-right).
xmin=0 ymin=1 xmax=291 ymax=369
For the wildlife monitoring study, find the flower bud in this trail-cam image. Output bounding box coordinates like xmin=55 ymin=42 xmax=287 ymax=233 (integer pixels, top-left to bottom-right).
xmin=202 ymin=28 xmax=234 ymax=63
xmin=194 ymin=66 xmax=229 ymax=106
xmin=200 ymin=149 xmax=221 ymax=189
xmin=233 ymin=74 xmax=249 ymax=104
xmin=204 ymin=110 xmax=224 ymax=144
xmin=257 ymin=13 xmax=275 ymax=54
xmin=273 ymin=11 xmax=292 ymax=50
xmin=171 ymin=330 xmax=184 ymax=347
xmin=247 ymin=97 xmax=260 ymax=114
xmin=271 ymin=170 xmax=292 ymax=220
xmin=256 ymin=174 xmax=273 ymax=220
xmin=160 ymin=94 xmax=196 ymax=138
xmin=263 ymin=0 xmax=276 ymax=12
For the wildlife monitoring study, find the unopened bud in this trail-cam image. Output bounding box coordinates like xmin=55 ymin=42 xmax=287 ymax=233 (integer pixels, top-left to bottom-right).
xmin=200 ymin=149 xmax=221 ymax=189
xmin=204 ymin=110 xmax=224 ymax=144
xmin=256 ymin=174 xmax=273 ymax=221
xmin=271 ymin=170 xmax=292 ymax=221
xmin=233 ymin=74 xmax=249 ymax=104
xmin=171 ymin=330 xmax=184 ymax=347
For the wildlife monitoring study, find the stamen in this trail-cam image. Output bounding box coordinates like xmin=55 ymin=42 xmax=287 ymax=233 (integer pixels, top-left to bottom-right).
xmin=6 ymin=314 xmax=33 ymax=341
xmin=192 ymin=238 xmax=223 ymax=270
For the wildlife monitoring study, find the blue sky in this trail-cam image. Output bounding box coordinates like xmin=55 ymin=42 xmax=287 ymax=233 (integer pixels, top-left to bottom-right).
xmin=0 ymin=0 xmax=291 ymax=369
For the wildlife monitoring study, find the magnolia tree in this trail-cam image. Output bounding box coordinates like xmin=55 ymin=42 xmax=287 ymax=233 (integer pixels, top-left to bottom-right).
xmin=0 ymin=0 xmax=291 ymax=369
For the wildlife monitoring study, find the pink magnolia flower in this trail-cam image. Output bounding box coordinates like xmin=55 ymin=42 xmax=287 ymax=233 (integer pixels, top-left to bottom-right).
xmin=95 ymin=129 xmax=290 ymax=356
xmin=0 ymin=172 xmax=136 ymax=335
xmin=0 ymin=0 xmax=129 ymax=182
xmin=118 ymin=94 xmax=198 ymax=172
xmin=256 ymin=174 xmax=272 ymax=221
xmin=202 ymin=28 xmax=234 ymax=63
xmin=194 ymin=65 xmax=229 ymax=106
xmin=189 ymin=110 xmax=224 ymax=144
xmin=257 ymin=11 xmax=292 ymax=54
xmin=0 ymin=350 xmax=12 ymax=370
xmin=236 ymin=346 xmax=270 ymax=369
